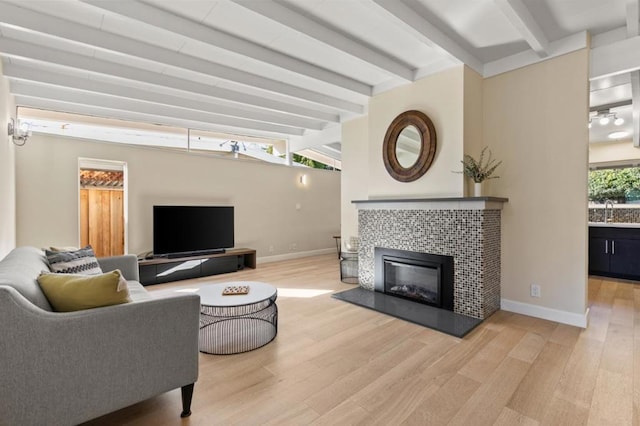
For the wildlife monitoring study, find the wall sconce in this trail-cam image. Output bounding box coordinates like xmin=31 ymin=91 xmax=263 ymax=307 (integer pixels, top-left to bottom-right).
xmin=7 ymin=118 xmax=31 ymax=146
xmin=299 ymin=174 xmax=308 ymax=186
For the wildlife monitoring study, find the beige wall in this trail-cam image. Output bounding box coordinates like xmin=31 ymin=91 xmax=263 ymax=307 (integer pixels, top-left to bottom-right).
xmin=484 ymin=49 xmax=590 ymax=316
xmin=589 ymin=140 xmax=640 ymax=166
xmin=0 ymin=62 xmax=16 ymax=258
xmin=341 ymin=51 xmax=589 ymax=322
xmin=341 ymin=116 xmax=369 ymax=249
xmin=367 ymin=67 xmax=465 ymax=198
xmin=340 ymin=66 xmax=467 ymax=248
xmin=463 ymin=66 xmax=485 ymax=196
xmin=16 ymin=134 xmax=340 ymax=257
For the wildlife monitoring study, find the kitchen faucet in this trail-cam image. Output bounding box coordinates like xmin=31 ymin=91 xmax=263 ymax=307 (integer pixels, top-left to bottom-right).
xmin=604 ymin=199 xmax=614 ymax=222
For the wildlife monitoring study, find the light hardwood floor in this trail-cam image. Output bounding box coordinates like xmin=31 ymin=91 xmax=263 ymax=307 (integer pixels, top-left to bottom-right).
xmin=85 ymin=254 xmax=637 ymax=425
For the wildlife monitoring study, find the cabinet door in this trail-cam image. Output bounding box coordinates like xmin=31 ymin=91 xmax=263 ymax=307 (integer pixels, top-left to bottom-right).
xmin=139 ymin=264 xmax=157 ymax=286
xmin=201 ymin=256 xmax=238 ymax=276
xmin=609 ymin=239 xmax=640 ymax=277
xmin=155 ymin=259 xmax=202 ymax=284
xmin=589 ymin=237 xmax=610 ymax=273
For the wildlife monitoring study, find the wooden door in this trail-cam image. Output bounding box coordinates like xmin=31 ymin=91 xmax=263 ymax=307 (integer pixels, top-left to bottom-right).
xmin=80 ymin=188 xmax=124 ymax=257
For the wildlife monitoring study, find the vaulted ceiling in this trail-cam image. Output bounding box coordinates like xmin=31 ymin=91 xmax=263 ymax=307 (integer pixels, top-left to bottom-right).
xmin=0 ymin=0 xmax=639 ymax=156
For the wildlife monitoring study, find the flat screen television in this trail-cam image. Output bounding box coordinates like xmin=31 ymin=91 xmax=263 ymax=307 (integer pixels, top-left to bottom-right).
xmin=153 ymin=206 xmax=234 ymax=257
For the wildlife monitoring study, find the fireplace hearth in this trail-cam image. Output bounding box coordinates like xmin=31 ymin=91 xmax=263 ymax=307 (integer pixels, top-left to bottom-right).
xmin=329 ymin=246 xmax=484 ymax=337
xmin=333 ymin=196 xmax=506 ymax=335
xmin=375 ymin=247 xmax=454 ymax=311
xmin=331 ymin=287 xmax=482 ymax=338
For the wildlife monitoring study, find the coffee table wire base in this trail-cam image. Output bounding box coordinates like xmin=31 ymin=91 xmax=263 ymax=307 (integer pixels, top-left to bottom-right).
xmin=199 ymin=294 xmax=278 ymax=355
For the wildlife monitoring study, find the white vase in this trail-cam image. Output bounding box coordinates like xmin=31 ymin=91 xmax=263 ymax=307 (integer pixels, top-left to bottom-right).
xmin=474 ymin=182 xmax=482 ymax=197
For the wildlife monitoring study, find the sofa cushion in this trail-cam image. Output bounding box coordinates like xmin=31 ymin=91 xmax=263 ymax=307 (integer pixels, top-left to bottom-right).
xmin=37 ymin=269 xmax=131 ymax=312
xmin=0 ymin=247 xmax=53 ymax=311
xmin=45 ymin=246 xmax=103 ymax=275
xmin=126 ymin=281 xmax=153 ymax=302
xmin=47 ymin=246 xmax=80 ymax=252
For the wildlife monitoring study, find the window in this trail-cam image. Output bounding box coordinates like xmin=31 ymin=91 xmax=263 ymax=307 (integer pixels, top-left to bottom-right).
xmin=588 ymin=166 xmax=640 ymax=204
xmin=22 ymin=111 xmax=283 ymax=161
xmin=18 ymin=108 xmax=338 ymax=168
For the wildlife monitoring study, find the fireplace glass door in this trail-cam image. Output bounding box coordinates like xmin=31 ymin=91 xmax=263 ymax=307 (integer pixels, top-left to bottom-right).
xmin=384 ymin=259 xmax=440 ymax=306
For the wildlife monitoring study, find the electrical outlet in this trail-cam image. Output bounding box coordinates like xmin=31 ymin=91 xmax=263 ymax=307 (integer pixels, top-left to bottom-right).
xmin=291 ymin=243 xmax=297 ymax=251
xmin=530 ymin=284 xmax=541 ymax=298
xmin=268 ymin=245 xmax=274 ymax=253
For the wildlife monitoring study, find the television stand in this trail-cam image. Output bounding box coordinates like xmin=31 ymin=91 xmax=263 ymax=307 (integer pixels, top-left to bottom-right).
xmin=165 ymin=249 xmax=225 ymax=259
xmin=138 ymin=248 xmax=256 ymax=286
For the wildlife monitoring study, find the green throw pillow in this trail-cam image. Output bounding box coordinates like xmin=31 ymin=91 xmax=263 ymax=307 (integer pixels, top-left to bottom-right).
xmin=37 ymin=269 xmax=131 ymax=312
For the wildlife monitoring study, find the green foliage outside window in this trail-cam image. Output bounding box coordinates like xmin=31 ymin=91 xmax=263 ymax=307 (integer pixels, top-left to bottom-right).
xmin=264 ymin=146 xmax=336 ymax=170
xmin=291 ymin=153 xmax=335 ymax=170
xmin=588 ymin=167 xmax=640 ymax=203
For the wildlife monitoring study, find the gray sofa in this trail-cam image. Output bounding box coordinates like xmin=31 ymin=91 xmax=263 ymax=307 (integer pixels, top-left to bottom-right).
xmin=0 ymin=247 xmax=200 ymax=425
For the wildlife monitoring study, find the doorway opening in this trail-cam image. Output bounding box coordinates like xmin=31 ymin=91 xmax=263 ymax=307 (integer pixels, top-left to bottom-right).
xmin=78 ymin=158 xmax=128 ymax=257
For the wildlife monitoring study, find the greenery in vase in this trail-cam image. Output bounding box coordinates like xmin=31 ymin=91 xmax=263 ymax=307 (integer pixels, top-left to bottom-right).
xmin=458 ymin=146 xmax=502 ymax=183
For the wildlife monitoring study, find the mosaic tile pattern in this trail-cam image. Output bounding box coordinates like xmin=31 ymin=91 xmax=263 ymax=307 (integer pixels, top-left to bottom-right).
xmin=358 ymin=209 xmax=502 ymax=319
xmin=589 ymin=208 xmax=640 ymax=223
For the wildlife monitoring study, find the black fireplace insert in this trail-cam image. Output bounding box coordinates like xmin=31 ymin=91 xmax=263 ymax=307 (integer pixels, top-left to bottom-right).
xmin=374 ymin=247 xmax=454 ymax=311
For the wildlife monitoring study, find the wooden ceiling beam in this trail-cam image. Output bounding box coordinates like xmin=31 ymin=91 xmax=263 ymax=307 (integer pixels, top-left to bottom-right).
xmin=3 ymin=63 xmax=328 ymax=131
xmin=0 ymin=1 xmax=365 ymax=112
xmin=15 ymin=95 xmax=302 ymax=140
xmin=369 ymin=0 xmax=483 ymax=75
xmin=0 ymin=37 xmax=340 ymax=123
xmin=232 ymin=0 xmax=414 ymax=81
xmin=590 ymin=35 xmax=640 ymax=79
xmin=494 ymin=0 xmax=550 ymax=57
xmin=11 ymin=81 xmax=306 ymax=136
xmin=81 ymin=0 xmax=372 ymax=96
xmin=288 ymin=124 xmax=341 ymax=153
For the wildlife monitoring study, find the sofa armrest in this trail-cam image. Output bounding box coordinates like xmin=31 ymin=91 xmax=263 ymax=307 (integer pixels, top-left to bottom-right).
xmin=98 ymin=254 xmax=140 ymax=281
xmin=0 ymin=286 xmax=200 ymax=425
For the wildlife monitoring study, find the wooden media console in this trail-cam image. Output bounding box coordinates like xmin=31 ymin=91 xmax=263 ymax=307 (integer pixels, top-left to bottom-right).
xmin=138 ymin=248 xmax=256 ymax=285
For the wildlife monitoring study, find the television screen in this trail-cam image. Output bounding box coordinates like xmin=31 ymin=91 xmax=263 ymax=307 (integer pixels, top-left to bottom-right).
xmin=153 ymin=206 xmax=234 ymax=256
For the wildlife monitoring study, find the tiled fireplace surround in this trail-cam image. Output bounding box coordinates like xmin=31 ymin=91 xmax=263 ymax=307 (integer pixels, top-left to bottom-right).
xmin=354 ymin=198 xmax=507 ymax=319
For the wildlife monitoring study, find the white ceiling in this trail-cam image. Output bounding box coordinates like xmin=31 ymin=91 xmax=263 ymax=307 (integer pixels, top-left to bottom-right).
xmin=0 ymin=0 xmax=639 ymax=156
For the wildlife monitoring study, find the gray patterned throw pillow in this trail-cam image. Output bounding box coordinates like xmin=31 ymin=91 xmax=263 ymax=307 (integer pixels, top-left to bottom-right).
xmin=45 ymin=246 xmax=103 ymax=275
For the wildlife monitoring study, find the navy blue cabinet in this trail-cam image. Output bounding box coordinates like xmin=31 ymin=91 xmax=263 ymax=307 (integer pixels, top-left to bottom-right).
xmin=589 ymin=227 xmax=640 ymax=280
xmin=609 ymin=239 xmax=640 ymax=277
xmin=588 ymin=236 xmax=610 ymax=274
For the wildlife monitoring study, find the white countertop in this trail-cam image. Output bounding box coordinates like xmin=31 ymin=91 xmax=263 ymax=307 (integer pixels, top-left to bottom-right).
xmin=589 ymin=222 xmax=640 ymax=228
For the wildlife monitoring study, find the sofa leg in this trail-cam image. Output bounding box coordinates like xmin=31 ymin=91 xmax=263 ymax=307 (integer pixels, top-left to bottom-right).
xmin=180 ymin=383 xmax=194 ymax=418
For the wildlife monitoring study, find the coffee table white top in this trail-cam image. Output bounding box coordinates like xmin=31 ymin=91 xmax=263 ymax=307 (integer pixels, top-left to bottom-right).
xmin=197 ymin=281 xmax=277 ymax=307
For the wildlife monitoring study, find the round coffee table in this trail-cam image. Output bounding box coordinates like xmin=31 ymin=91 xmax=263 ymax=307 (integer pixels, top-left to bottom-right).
xmin=198 ymin=282 xmax=278 ymax=355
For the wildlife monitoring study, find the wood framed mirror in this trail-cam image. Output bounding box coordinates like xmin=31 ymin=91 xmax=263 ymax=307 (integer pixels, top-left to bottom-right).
xmin=382 ymin=110 xmax=437 ymax=182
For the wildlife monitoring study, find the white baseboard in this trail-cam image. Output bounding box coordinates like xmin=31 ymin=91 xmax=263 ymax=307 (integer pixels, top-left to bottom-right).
xmin=501 ymin=298 xmax=590 ymax=328
xmin=257 ymin=248 xmax=335 ymax=264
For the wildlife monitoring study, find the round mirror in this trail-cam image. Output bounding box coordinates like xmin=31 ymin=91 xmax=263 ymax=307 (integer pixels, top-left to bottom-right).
xmin=396 ymin=125 xmax=421 ymax=168
xmin=382 ymin=110 xmax=437 ymax=182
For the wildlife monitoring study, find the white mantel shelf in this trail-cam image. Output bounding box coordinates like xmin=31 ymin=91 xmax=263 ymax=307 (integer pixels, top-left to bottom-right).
xmin=352 ymin=196 xmax=509 ymax=211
